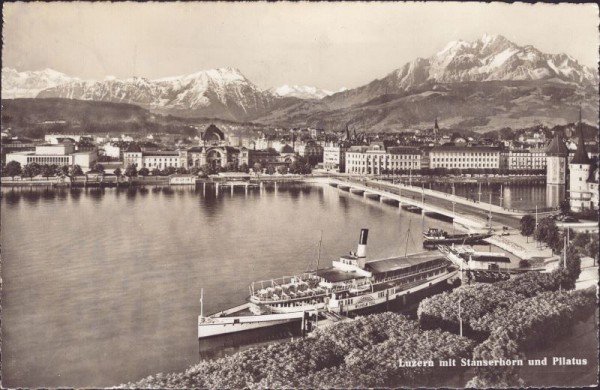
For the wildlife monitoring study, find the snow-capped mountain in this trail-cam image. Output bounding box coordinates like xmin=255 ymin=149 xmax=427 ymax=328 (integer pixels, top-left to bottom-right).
xmin=272 ymin=85 xmax=336 ymax=100
xmin=35 ymin=67 xmax=284 ymax=121
xmin=4 ymin=34 xmax=597 ymax=128
xmin=1 ymin=68 xmax=77 ymax=98
xmin=325 ymin=34 xmax=598 ymax=108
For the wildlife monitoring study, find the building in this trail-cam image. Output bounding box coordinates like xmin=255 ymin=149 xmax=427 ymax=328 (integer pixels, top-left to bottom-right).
xmin=186 ymin=146 xmax=241 ymax=169
xmin=169 ymin=174 xmax=197 ymax=185
xmin=238 ymin=147 xmax=296 ymax=170
xmin=345 ymin=143 xmax=421 ymax=175
xmin=303 ymin=140 xmax=324 ymax=164
xmin=323 ymin=144 xmax=347 ymax=172
xmin=102 ymin=142 xmax=123 ymax=159
xmin=44 ymin=134 xmax=91 ymax=144
xmin=123 ymin=143 xmax=186 ymax=170
xmin=545 ymin=134 xmax=569 ymax=185
xmin=1 ymin=137 xmax=36 ymax=163
xmin=5 ymin=141 xmax=98 ymax=170
xmin=503 ymin=148 xmax=547 ymax=171
xmin=429 ymin=145 xmax=501 ymax=170
xmin=569 ymin=122 xmax=595 ymax=211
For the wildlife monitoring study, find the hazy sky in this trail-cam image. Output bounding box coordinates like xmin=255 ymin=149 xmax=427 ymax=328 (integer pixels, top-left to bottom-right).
xmin=3 ymin=2 xmax=598 ymax=90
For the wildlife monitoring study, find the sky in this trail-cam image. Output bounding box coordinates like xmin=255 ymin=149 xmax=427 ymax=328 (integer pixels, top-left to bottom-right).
xmin=3 ymin=2 xmax=599 ymax=91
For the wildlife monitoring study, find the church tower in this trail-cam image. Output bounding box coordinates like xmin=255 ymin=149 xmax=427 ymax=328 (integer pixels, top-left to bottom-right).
xmin=569 ymin=110 xmax=592 ymax=211
xmin=433 ymin=117 xmax=440 ymax=143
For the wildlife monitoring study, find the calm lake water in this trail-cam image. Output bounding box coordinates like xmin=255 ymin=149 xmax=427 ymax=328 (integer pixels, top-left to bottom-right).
xmin=1 ymin=183 xmax=456 ymax=388
xmin=426 ymin=182 xmax=554 ymax=210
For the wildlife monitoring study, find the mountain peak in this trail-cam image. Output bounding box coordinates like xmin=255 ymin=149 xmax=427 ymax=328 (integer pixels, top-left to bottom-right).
xmin=272 ymin=84 xmax=334 ymax=99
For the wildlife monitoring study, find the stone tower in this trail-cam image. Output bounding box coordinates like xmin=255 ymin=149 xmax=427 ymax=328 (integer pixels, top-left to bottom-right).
xmin=569 ymin=112 xmax=592 ymax=211
xmin=545 ymin=133 xmax=569 ymax=185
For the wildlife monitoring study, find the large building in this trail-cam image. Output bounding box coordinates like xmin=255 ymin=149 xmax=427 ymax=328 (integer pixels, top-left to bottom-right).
xmin=502 ymin=148 xmax=547 ymax=171
xmin=323 ymin=144 xmax=347 ymax=172
xmin=123 ymin=144 xmax=186 ymax=170
xmin=429 ymin=145 xmax=501 ymax=170
xmin=345 ymin=143 xmax=421 ymax=175
xmin=569 ymin=123 xmax=596 ymax=211
xmin=5 ymin=141 xmax=98 ymax=170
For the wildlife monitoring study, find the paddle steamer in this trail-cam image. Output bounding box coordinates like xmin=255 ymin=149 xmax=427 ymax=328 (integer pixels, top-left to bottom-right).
xmin=198 ymin=229 xmax=458 ymax=339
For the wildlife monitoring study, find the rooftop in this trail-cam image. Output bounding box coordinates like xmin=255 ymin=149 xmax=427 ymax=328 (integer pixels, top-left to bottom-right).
xmin=544 ymin=135 xmax=569 ymax=156
xmin=365 ymin=252 xmax=444 ymax=274
xmin=316 ymin=268 xmax=365 ymax=283
xmin=430 ymin=145 xmax=501 ymax=153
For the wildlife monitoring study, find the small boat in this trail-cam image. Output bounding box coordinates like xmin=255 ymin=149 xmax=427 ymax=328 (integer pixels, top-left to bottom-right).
xmin=403 ymin=205 xmax=422 ymax=213
xmin=422 ymin=228 xmax=491 ymax=249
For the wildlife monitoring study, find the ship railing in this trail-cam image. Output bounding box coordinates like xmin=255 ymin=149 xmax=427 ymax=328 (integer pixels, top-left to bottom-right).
xmin=251 ymin=285 xmax=328 ymax=303
xmin=250 ymin=273 xmax=319 ymax=295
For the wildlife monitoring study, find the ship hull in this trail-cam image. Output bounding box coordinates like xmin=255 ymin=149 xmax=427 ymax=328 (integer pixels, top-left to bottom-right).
xmin=423 ymin=234 xmax=491 ymax=248
xmin=198 ymin=310 xmax=306 ymax=339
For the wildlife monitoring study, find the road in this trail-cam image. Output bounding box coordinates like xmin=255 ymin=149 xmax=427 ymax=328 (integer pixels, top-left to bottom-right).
xmin=357 ymin=180 xmax=529 ymax=230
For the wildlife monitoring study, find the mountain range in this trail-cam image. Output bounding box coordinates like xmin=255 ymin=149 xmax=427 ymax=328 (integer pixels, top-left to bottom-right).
xmin=2 ymin=34 xmax=598 ymax=132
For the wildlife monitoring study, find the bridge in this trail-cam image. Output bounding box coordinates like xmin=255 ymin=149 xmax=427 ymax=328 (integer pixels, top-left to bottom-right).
xmin=328 ymin=178 xmax=490 ymax=230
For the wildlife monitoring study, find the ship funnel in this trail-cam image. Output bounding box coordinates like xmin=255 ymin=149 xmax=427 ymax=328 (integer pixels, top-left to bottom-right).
xmin=356 ymin=229 xmax=368 ymax=258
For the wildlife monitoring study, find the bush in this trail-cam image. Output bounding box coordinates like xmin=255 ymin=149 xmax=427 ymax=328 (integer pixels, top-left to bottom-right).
xmin=418 ymin=284 xmax=524 ymax=336
xmin=124 ymin=312 xmax=475 ymax=389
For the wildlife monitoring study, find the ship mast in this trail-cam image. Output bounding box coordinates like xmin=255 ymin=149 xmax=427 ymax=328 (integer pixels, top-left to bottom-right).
xmin=316 ymin=230 xmax=323 ymax=271
xmin=404 ymin=220 xmax=412 ymax=258
xmin=200 ymin=288 xmax=204 ymax=318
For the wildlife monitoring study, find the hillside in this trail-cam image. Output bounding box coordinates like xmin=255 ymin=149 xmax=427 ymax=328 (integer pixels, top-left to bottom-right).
xmin=1 ymin=98 xmax=266 ymax=138
xmin=256 ymin=79 xmax=598 ymax=133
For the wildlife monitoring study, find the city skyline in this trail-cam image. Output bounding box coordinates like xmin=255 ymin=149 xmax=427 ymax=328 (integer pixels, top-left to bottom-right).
xmin=3 ymin=2 xmax=598 ymax=91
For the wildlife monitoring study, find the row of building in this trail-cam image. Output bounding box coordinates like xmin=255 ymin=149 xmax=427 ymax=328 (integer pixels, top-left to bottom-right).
xmin=325 ymin=143 xmax=573 ymax=174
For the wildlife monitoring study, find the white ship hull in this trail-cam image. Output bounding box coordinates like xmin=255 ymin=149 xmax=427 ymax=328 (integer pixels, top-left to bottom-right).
xmin=198 ymin=310 xmax=305 ymax=339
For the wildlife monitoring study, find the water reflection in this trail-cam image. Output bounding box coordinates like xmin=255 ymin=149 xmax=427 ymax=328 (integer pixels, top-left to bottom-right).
xmin=0 ymin=182 xmax=529 ymax=388
xmin=3 ymin=190 xmax=21 ymax=205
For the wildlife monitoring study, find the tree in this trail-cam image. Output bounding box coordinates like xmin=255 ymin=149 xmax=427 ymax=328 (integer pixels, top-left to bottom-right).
xmin=151 ymin=168 xmax=161 ymax=176
xmin=114 ymin=167 xmax=122 ymax=180
xmin=519 ymin=215 xmax=536 ymax=243
xmin=189 ymin=167 xmax=200 ymax=176
xmin=253 ymin=162 xmax=262 ymax=175
xmin=40 ymin=164 xmax=54 ymax=179
xmin=60 ymin=165 xmax=70 ymax=177
xmin=91 ymin=163 xmax=105 ymax=174
xmin=138 ymin=167 xmax=150 ymax=176
xmin=22 ymin=162 xmax=42 ymax=179
xmin=163 ymin=166 xmax=177 ymax=176
xmin=70 ymin=165 xmax=84 ymax=176
xmin=125 ymin=164 xmax=138 ymax=177
xmin=534 ymin=217 xmax=558 ymax=249
xmin=4 ymin=160 xmax=22 ymax=179
xmin=277 ymin=165 xmax=288 ymax=175
xmin=265 ymin=165 xmax=276 ymax=175
xmin=585 ymin=240 xmax=598 ymax=265
xmin=572 ymin=232 xmax=590 ymax=253
xmin=176 ymin=167 xmax=188 ymax=174
xmin=239 ymin=163 xmax=249 ymax=173
xmin=559 ymin=199 xmax=570 ymax=215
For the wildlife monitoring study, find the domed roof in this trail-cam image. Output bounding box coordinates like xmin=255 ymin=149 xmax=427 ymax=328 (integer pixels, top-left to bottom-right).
xmin=202 ymin=124 xmax=224 ymax=142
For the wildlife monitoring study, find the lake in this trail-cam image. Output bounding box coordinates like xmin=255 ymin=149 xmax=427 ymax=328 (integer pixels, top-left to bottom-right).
xmin=1 ymin=183 xmax=456 ymax=387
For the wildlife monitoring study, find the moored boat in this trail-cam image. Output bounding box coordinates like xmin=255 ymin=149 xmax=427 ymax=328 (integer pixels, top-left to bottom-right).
xmin=198 ymin=229 xmax=458 ymax=340
xmin=422 ymin=228 xmax=492 ymax=248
